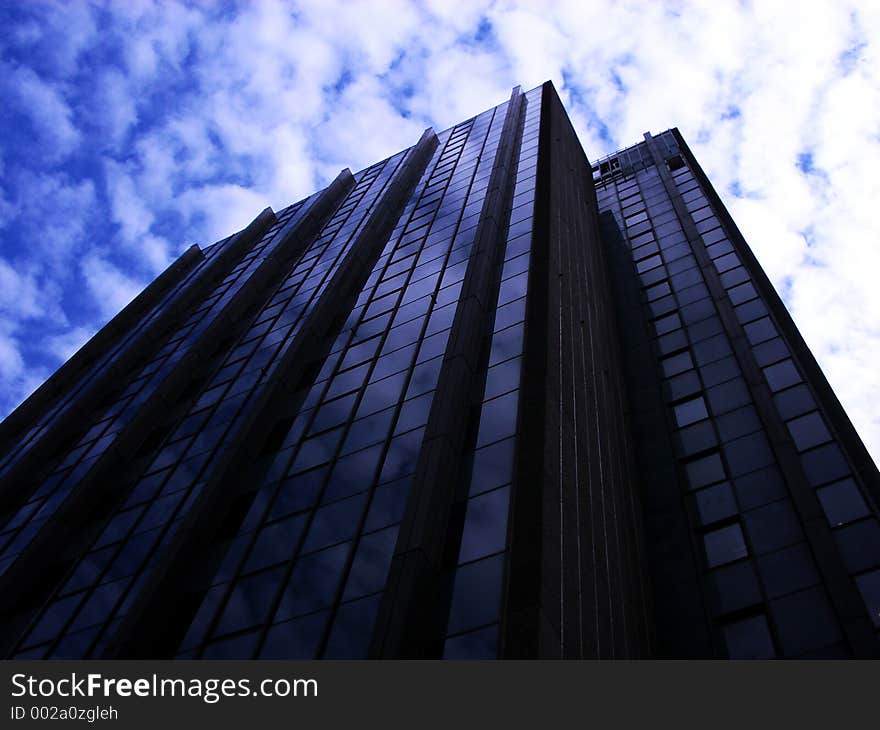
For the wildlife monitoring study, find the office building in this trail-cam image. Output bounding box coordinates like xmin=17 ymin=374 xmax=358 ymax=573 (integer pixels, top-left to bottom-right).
xmin=0 ymin=81 xmax=877 ymax=659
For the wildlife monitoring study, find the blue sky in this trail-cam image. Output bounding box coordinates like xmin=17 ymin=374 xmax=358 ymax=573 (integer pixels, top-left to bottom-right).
xmin=1 ymin=0 xmax=879 ymax=462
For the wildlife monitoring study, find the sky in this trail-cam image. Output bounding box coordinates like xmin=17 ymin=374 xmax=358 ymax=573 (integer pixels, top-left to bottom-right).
xmin=0 ymin=0 xmax=878 ymax=462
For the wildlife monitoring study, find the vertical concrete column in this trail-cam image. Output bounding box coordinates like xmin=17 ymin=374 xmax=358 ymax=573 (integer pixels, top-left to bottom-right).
xmin=503 ymin=83 xmax=652 ymax=659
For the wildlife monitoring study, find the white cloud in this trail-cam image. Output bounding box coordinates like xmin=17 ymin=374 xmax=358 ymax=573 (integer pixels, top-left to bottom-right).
xmin=81 ymin=255 xmax=144 ymax=319
xmin=46 ymin=326 xmax=93 ymax=362
xmin=0 ymin=0 xmax=878 ymax=466
xmin=2 ymin=64 xmax=81 ymax=160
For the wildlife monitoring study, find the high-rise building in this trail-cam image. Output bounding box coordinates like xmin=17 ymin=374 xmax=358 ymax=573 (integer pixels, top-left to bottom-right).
xmin=0 ymin=81 xmax=877 ymax=660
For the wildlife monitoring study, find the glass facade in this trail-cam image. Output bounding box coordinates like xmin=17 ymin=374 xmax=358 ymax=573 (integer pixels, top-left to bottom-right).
xmin=0 ymin=81 xmax=877 ymax=659
xmin=594 ymin=131 xmax=880 ymax=657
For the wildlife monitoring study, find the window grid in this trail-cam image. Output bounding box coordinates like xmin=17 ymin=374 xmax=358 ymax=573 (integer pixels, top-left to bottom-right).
xmin=671 ymin=164 xmax=880 ymax=643
xmin=10 ymin=157 xmax=405 ymax=658
xmin=595 ymin=160 xmax=851 ymax=658
xmin=178 ymin=111 xmax=511 ymax=659
xmin=0 ymin=203 xmax=306 ymax=579
xmin=0 ymin=220 xmax=240 ymax=482
xmin=441 ymin=87 xmax=542 ymax=660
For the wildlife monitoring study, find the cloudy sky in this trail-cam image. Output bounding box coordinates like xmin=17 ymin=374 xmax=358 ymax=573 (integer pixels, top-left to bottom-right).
xmin=0 ymin=0 xmax=878 ymax=462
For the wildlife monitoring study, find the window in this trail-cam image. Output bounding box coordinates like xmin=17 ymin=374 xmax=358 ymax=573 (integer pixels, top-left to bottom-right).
xmin=816 ymin=478 xmax=868 ymax=527
xmin=684 ymin=451 xmax=726 ymax=490
xmin=704 ymin=523 xmax=748 ymax=567
xmin=743 ymin=499 xmax=802 ymax=554
xmin=692 ymin=482 xmax=737 ymax=526
xmin=785 ymin=411 xmax=831 ymax=452
xmin=763 ymin=359 xmax=801 ymax=392
xmin=673 ymin=396 xmax=709 ymax=428
xmin=666 ymin=155 xmax=685 ymax=172
xmin=722 ymin=614 xmax=775 ymax=659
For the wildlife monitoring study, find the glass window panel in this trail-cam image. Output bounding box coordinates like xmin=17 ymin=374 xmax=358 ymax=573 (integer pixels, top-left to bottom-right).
xmin=704 ymin=523 xmax=748 ymax=567
xmin=302 ymin=493 xmax=368 ymax=552
xmin=476 ymin=392 xmax=519 ymax=448
xmin=342 ymin=526 xmax=399 ymax=600
xmin=673 ymin=396 xmax=708 ymax=428
xmin=497 ymin=271 xmax=528 ymax=305
xmin=706 ymin=377 xmax=751 ymax=416
xmin=364 ymin=476 xmax=412 ymax=532
xmin=458 ymin=487 xmax=510 ymax=563
xmin=483 ymin=357 xmax=522 ymax=400
xmin=340 ymin=409 xmax=395 ymax=456
xmin=446 ymin=553 xmax=504 ymax=635
xmin=326 ymin=363 xmax=371 ymax=399
xmin=763 ymin=359 xmax=801 ymax=393
xmin=358 ymin=372 xmax=408 ymax=417
xmin=723 ymin=614 xmax=775 ymax=659
xmin=744 ymin=499 xmax=803 ymax=554
xmin=727 ymin=281 xmax=758 ymax=306
xmin=645 ymin=281 xmax=672 ymax=302
xmin=653 ymin=313 xmax=681 ymax=336
xmin=664 ymin=370 xmax=702 ymax=402
xmin=379 ymin=428 xmax=425 ymax=484
xmin=773 ymin=384 xmax=816 ymax=421
xmin=137 ymin=491 xmax=184 ymax=533
xmin=94 ymin=507 xmax=143 ymax=548
xmin=660 ymin=351 xmax=694 ymax=378
xmin=785 ymin=411 xmax=832 ymax=452
xmin=310 ymin=393 xmax=358 ymax=434
xmin=50 ymin=624 xmax=102 ymax=660
xmin=443 ymin=624 xmax=498 ymax=659
xmin=406 ymin=356 xmax=443 ymax=399
xmin=801 ymin=442 xmax=850 ymax=487
xmin=288 ymin=426 xmax=345 ymax=475
xmin=323 ymin=593 xmax=383 ymax=659
xmin=244 ymin=515 xmax=307 ymax=573
xmin=692 ymin=333 xmax=732 ymax=367
xmin=752 ymin=337 xmax=789 ymax=368
xmin=684 ymin=452 xmax=726 ymax=490
xmin=734 ymin=299 xmax=768 ymax=325
xmin=321 ymin=444 xmax=382 ymax=502
xmin=396 ymin=392 xmax=434 ymax=434
xmin=339 ymin=335 xmax=382 ymax=371
xmin=489 ymin=323 xmax=524 ymax=366
xmin=833 ymin=518 xmax=880 ymax=574
xmin=706 ymin=560 xmax=762 ymax=616
xmin=770 ymin=586 xmax=842 ymax=657
xmin=382 ymin=316 xmax=426 ymax=356
xmin=676 ymin=420 xmax=718 ymax=456
xmin=692 ymin=482 xmax=737 ymax=526
xmin=734 ymin=465 xmax=787 ymax=511
xmin=723 ymin=431 xmax=775 ymax=478
xmin=757 ymin=542 xmax=820 ymax=599
xmin=103 ymin=527 xmax=160 ymax=582
xmin=270 ymin=466 xmax=328 ymax=520
xmin=700 ymin=356 xmax=740 ymax=388
xmin=60 ymin=547 xmax=116 ymax=596
xmin=215 ymin=567 xmax=284 ymax=635
xmin=816 ymin=478 xmax=869 ymax=527
xmin=743 ymin=317 xmax=778 ymax=346
xmin=493 ymin=297 xmax=526 ymax=332
xmin=715 ymin=405 xmax=762 ymax=442
xmin=259 ymin=610 xmax=329 ymax=659
xmin=202 ymin=630 xmax=259 ymax=660
xmin=469 ymin=437 xmax=515 ymax=496
xmin=276 ymin=542 xmax=350 ymax=621
xmin=416 ymin=329 xmax=450 ymax=363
